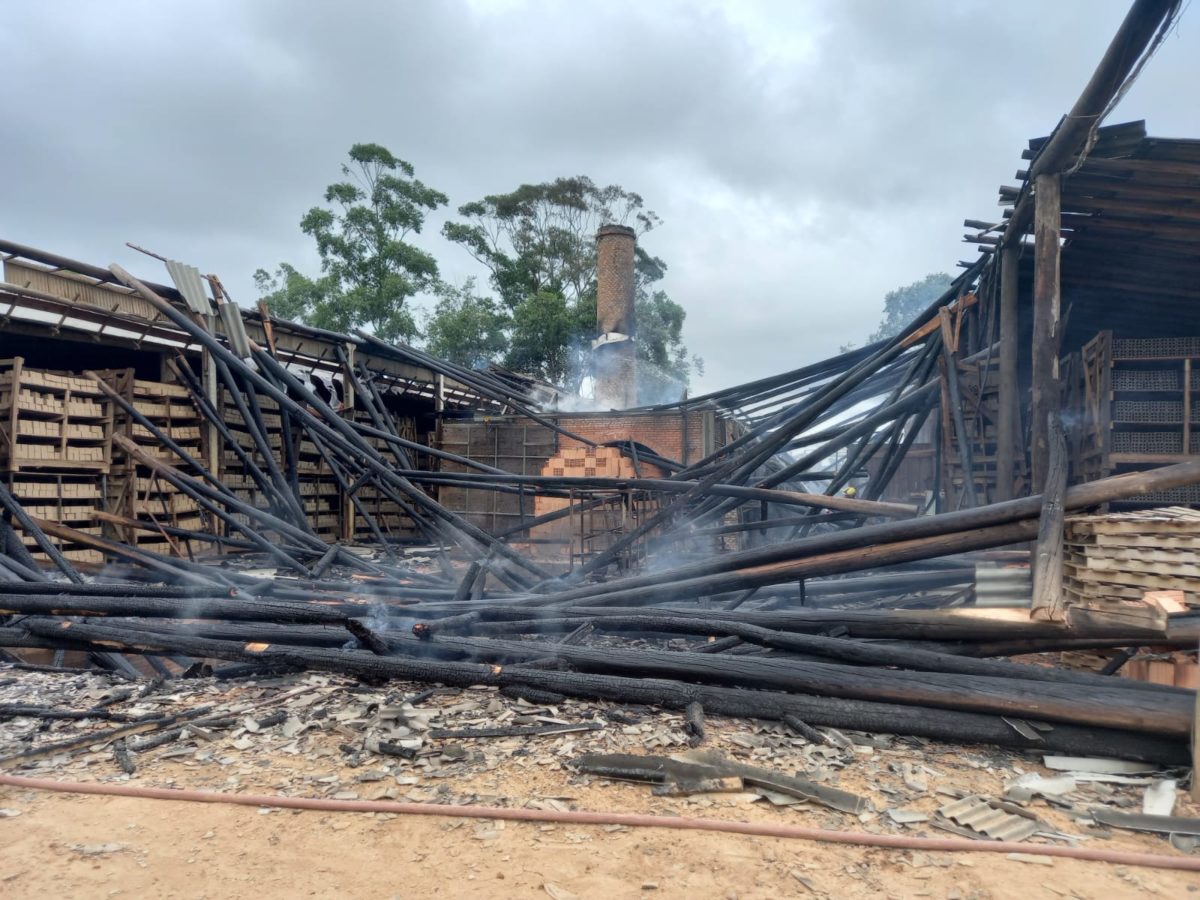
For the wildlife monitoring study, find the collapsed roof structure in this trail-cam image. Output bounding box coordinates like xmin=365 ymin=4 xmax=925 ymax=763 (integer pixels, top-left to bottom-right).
xmin=0 ymin=0 xmax=1197 ymax=778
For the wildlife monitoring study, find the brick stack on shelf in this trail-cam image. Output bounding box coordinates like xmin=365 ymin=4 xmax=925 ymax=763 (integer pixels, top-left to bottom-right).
xmin=0 ymin=357 xmax=112 ymax=564
xmin=1119 ymin=643 xmax=1200 ymax=689
xmin=296 ymin=429 xmax=342 ymax=544
xmin=217 ymin=386 xmax=270 ymax=536
xmin=219 ymin=388 xmax=342 ymax=542
xmin=348 ymin=408 xmax=418 ymax=543
xmin=1069 ymin=331 xmax=1199 ymax=508
xmin=219 ymin=387 xmax=286 ymax=536
xmin=104 ymin=370 xmax=206 ymax=556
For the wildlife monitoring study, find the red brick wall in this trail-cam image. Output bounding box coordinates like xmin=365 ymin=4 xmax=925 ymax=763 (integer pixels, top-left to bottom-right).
xmin=550 ymin=412 xmax=711 ymax=465
xmin=443 ymin=409 xmax=740 ymax=476
xmin=437 ymin=411 xmax=740 ymax=534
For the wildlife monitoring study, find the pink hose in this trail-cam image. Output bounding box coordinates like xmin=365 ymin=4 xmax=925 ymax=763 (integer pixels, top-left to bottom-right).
xmin=2 ymin=773 xmax=1198 ymax=872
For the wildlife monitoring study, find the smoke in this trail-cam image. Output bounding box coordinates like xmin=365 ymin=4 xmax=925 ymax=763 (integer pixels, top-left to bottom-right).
xmin=549 ymin=339 xmax=687 ymax=412
xmin=343 ymin=602 xmax=418 ymax=653
xmin=1057 ymin=406 xmax=1086 ymax=435
xmin=634 ymin=356 xmax=689 ymax=407
xmin=552 ymin=387 xmax=606 ymax=414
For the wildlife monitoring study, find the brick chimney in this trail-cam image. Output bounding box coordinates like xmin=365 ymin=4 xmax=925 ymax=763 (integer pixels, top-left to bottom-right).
xmin=593 ymin=224 xmax=637 ymax=409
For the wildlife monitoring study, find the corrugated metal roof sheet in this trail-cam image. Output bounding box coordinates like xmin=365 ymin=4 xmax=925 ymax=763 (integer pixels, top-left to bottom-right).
xmin=164 ymin=259 xmax=212 ymax=316
xmin=218 ymin=302 xmax=252 ymax=359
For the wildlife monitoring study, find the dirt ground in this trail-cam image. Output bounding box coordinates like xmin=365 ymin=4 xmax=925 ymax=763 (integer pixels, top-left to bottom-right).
xmin=4 ymin=763 xmax=1195 ymax=897
xmin=1 ymin=669 xmax=1198 ymax=899
xmin=2 ymin=781 xmax=1196 ymax=899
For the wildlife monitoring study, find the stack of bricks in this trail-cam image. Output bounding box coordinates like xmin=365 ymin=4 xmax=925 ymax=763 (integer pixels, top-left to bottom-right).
xmin=218 ymin=387 xmax=272 ymax=534
xmin=0 ymin=360 xmax=112 ymax=472
xmin=543 ymin=446 xmax=656 ymax=480
xmin=105 ymin=371 xmax=205 ymax=556
xmin=1121 ymin=651 xmax=1199 ymax=689
xmin=296 ymin=432 xmax=343 ymax=543
xmin=219 ymin=389 xmax=343 ymax=543
xmin=0 ymin=358 xmax=112 ymax=563
xmin=437 ymin=420 xmax=557 ymax=535
xmin=550 ymin=413 xmax=711 ymax=468
xmin=349 ymin=408 xmax=418 ymax=543
xmin=532 ymin=446 xmax=664 ymax=571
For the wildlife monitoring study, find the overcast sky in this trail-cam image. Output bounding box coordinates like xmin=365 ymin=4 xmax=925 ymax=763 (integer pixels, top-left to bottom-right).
xmin=3 ymin=1 xmax=1196 ymax=393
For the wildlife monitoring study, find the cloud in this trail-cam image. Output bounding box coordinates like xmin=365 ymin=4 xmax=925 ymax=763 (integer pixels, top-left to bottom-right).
xmin=1 ymin=0 xmax=1195 ymax=392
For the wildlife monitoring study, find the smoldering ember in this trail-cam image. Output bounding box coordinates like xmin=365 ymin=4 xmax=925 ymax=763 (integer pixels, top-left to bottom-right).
xmin=3 ymin=1 xmax=1200 ymax=895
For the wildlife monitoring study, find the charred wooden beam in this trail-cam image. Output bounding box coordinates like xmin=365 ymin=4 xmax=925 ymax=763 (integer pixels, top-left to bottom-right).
xmin=412 ymin=632 xmax=1190 ymax=737
xmin=1031 ymin=172 xmax=1062 ymax=491
xmin=1031 ymin=414 xmax=1068 ymax=621
xmin=0 ymin=481 xmax=82 ymax=583
xmin=18 ymin=619 xmax=1187 ymax=765
xmin=505 ymin=458 xmax=1200 ymax=609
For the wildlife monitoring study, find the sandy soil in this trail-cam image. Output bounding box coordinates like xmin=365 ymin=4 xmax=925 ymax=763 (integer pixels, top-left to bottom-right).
xmin=3 ymin=765 xmax=1198 ymax=899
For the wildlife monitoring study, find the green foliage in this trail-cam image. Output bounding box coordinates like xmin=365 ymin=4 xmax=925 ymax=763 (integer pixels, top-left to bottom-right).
xmin=252 ymin=263 xmax=331 ymax=325
xmin=257 ymin=143 xmax=447 ymax=342
xmin=442 ymin=176 xmax=660 ymax=309
xmin=258 ymin=153 xmax=700 ymax=399
xmin=422 ymin=278 xmax=510 ymax=369
xmin=440 ymin=175 xmax=698 ymax=395
xmin=503 ymin=290 xmax=596 ymax=388
xmin=635 ymin=290 xmax=702 ymax=399
xmin=869 ymin=272 xmax=953 ymax=343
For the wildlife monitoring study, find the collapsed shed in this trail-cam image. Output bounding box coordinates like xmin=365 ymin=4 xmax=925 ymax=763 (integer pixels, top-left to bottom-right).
xmin=0 ymin=0 xmax=1197 ymax=776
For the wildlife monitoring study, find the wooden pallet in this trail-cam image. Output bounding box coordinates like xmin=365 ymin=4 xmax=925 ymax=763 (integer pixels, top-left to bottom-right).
xmin=1063 ymin=507 xmax=1200 ymax=607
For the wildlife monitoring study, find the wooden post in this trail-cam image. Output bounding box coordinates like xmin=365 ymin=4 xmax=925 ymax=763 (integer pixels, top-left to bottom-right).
xmin=1031 ymin=173 xmax=1062 ymax=493
xmin=340 ymin=342 xmax=356 ymax=543
xmin=997 ymin=245 xmax=1020 ymax=500
xmin=199 ymin=318 xmax=222 ymax=547
xmin=1031 ymin=414 xmax=1067 ymax=622
xmin=938 ymin=308 xmax=978 ymax=509
xmin=6 ymin=357 xmax=22 ymax=476
xmin=200 ymin=348 xmax=219 ymax=478
xmin=1184 ymin=358 xmax=1192 ymax=462
xmin=197 ymin=282 xmax=224 ymax=491
xmin=1193 ymin=650 xmax=1200 ymax=801
xmin=682 ymin=406 xmax=691 ymax=465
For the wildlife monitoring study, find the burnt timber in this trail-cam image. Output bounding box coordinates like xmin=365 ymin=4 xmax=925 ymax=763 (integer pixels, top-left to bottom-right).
xmin=1 ymin=0 xmax=1198 ymax=776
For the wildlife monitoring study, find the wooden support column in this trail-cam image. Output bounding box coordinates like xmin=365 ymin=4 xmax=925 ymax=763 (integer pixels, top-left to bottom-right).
xmin=1193 ymin=654 xmax=1200 ymax=801
xmin=340 ymin=342 xmax=356 ymax=543
xmin=996 ymin=245 xmax=1020 ymax=500
xmin=938 ymin=308 xmax=978 ymax=509
xmin=1031 ymin=173 xmax=1062 ymax=493
xmin=1184 ymin=358 xmax=1192 ymax=463
xmin=1031 ymin=414 xmax=1067 ymax=622
xmin=199 ymin=309 xmax=222 ymax=544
